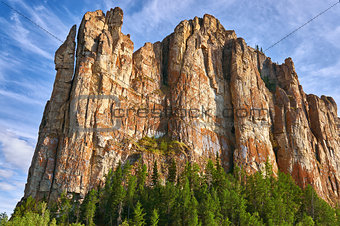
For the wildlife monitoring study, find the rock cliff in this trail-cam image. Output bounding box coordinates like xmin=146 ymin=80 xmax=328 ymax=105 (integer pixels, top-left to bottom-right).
xmin=24 ymin=8 xmax=340 ymax=205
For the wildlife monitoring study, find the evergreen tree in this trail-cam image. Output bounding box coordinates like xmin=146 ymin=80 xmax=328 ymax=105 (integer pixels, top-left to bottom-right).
xmin=121 ymin=219 xmax=129 ymax=226
xmin=81 ymin=189 xmax=98 ymax=226
xmin=179 ymin=178 xmax=192 ymax=225
xmin=132 ymin=201 xmax=146 ymax=226
xmin=205 ymin=159 xmax=215 ymax=188
xmin=187 ymin=196 xmax=199 ymax=226
xmin=7 ymin=156 xmax=340 ymax=226
xmin=13 ymin=196 xmax=38 ymax=217
xmin=152 ymin=161 xmax=159 ymax=186
xmin=126 ymin=174 xmax=137 ymax=220
xmin=168 ymin=159 xmax=177 ymax=183
xmin=182 ymin=162 xmax=201 ymax=190
xmin=58 ymin=192 xmax=72 ymax=225
xmin=0 ymin=212 xmax=8 ymax=225
xmin=159 ymin=180 xmax=178 ymax=225
xmin=137 ymin=163 xmax=147 ymax=192
xmin=297 ymin=213 xmax=315 ymax=226
xmin=301 ymin=185 xmax=337 ymax=225
xmin=150 ymin=209 xmax=159 ymax=226
xmin=111 ymin=162 xmax=127 ymax=225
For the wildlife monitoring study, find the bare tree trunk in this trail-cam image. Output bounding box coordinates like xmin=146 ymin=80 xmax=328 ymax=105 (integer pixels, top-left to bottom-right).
xmin=117 ymin=201 xmax=123 ymax=225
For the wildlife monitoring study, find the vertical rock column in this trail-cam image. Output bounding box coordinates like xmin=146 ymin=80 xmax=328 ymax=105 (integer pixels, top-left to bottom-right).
xmin=24 ymin=25 xmax=76 ymax=200
xmin=230 ymin=38 xmax=278 ymax=174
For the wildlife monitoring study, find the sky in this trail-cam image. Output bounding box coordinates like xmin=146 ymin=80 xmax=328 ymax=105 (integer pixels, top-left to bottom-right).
xmin=0 ymin=0 xmax=339 ymax=215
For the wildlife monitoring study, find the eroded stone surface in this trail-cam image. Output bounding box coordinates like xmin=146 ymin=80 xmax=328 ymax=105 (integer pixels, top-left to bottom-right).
xmin=23 ymin=8 xmax=340 ymax=205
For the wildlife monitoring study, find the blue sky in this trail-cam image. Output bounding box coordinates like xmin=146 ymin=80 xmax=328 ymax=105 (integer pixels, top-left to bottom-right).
xmin=0 ymin=0 xmax=339 ymax=214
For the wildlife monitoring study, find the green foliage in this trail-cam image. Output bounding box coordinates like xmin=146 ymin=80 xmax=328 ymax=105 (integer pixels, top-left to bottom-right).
xmin=136 ymin=136 xmax=187 ymax=155
xmin=136 ymin=162 xmax=147 ymax=192
xmin=131 ymin=201 xmax=146 ymax=226
xmin=137 ymin=136 xmax=158 ymax=153
xmin=58 ymin=192 xmax=72 ymax=225
xmin=13 ymin=196 xmax=38 ymax=218
xmin=0 ymin=212 xmax=8 ymax=225
xmin=7 ymin=159 xmax=340 ymax=226
xmin=167 ymin=159 xmax=177 ymax=183
xmin=262 ymin=75 xmax=276 ymax=92
xmin=80 ymin=189 xmax=97 ymax=226
xmin=255 ymin=44 xmax=264 ymax=53
xmin=152 ymin=161 xmax=159 ymax=186
xmin=150 ymin=209 xmax=159 ymax=226
xmin=4 ymin=202 xmax=73 ymax=226
xmin=300 ymin=185 xmax=337 ymax=225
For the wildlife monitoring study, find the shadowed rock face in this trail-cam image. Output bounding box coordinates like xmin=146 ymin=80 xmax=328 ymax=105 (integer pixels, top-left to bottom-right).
xmin=23 ymin=7 xmax=340 ymax=205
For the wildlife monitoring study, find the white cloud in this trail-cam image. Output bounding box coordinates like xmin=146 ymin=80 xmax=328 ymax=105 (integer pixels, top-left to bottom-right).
xmin=0 ymin=193 xmax=21 ymax=215
xmin=312 ymin=60 xmax=340 ymax=78
xmin=0 ymin=129 xmax=34 ymax=171
xmin=0 ymin=169 xmax=14 ymax=179
xmin=0 ymin=182 xmax=16 ymax=191
xmin=9 ymin=13 xmax=53 ymax=60
xmin=12 ymin=0 xmax=69 ymax=40
xmin=0 ymin=89 xmax=45 ymax=106
xmin=0 ymin=52 xmax=22 ymax=83
xmin=0 ymin=182 xmax=25 ymax=214
xmin=325 ymin=26 xmax=340 ymax=49
xmin=0 ymin=121 xmax=38 ymax=142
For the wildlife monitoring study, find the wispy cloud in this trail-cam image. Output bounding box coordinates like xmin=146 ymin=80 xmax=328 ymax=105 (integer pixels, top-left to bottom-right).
xmin=0 ymin=169 xmax=14 ymax=179
xmin=324 ymin=25 xmax=340 ymax=49
xmin=0 ymin=89 xmax=45 ymax=106
xmin=11 ymin=0 xmax=69 ymax=41
xmin=0 ymin=129 xmax=34 ymax=171
xmin=0 ymin=171 xmax=27 ymax=214
xmin=0 ymin=129 xmax=33 ymax=214
xmin=0 ymin=121 xmax=38 ymax=141
xmin=0 ymin=182 xmax=16 ymax=191
xmin=10 ymin=13 xmax=53 ymax=60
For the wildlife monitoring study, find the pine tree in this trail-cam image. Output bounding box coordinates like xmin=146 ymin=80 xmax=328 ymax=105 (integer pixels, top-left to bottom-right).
xmin=99 ymin=162 xmax=127 ymax=225
xmin=13 ymin=196 xmax=38 ymax=217
xmin=112 ymin=162 xmax=127 ymax=225
xmin=121 ymin=219 xmax=130 ymax=226
xmin=137 ymin=163 xmax=147 ymax=192
xmin=159 ymin=180 xmax=178 ymax=225
xmin=58 ymin=192 xmax=71 ymax=225
xmin=181 ymin=178 xmax=192 ymax=225
xmin=297 ymin=213 xmax=315 ymax=226
xmin=187 ymin=195 xmax=199 ymax=226
xmin=132 ymin=201 xmax=146 ymax=226
xmin=205 ymin=159 xmax=215 ymax=188
xmin=10 ymin=157 xmax=340 ymax=226
xmin=302 ymin=185 xmax=337 ymax=225
xmin=126 ymin=174 xmax=137 ymax=220
xmin=150 ymin=209 xmax=159 ymax=226
xmin=182 ymin=162 xmax=201 ymax=190
xmin=0 ymin=212 xmax=8 ymax=225
xmin=81 ymin=189 xmax=98 ymax=226
xmin=152 ymin=161 xmax=159 ymax=186
xmin=168 ymin=159 xmax=177 ymax=183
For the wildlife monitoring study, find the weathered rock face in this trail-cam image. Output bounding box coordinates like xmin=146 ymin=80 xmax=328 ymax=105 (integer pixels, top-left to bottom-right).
xmin=24 ymin=8 xmax=340 ymax=205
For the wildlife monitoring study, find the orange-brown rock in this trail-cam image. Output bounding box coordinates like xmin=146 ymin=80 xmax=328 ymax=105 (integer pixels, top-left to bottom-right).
xmin=23 ymin=8 xmax=340 ymax=205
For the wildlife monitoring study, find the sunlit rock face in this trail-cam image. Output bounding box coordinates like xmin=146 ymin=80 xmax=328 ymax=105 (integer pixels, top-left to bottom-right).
xmin=23 ymin=7 xmax=340 ymax=205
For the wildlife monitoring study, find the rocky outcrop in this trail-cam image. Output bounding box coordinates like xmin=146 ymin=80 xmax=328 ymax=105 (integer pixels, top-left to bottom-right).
xmin=23 ymin=8 xmax=340 ymax=205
